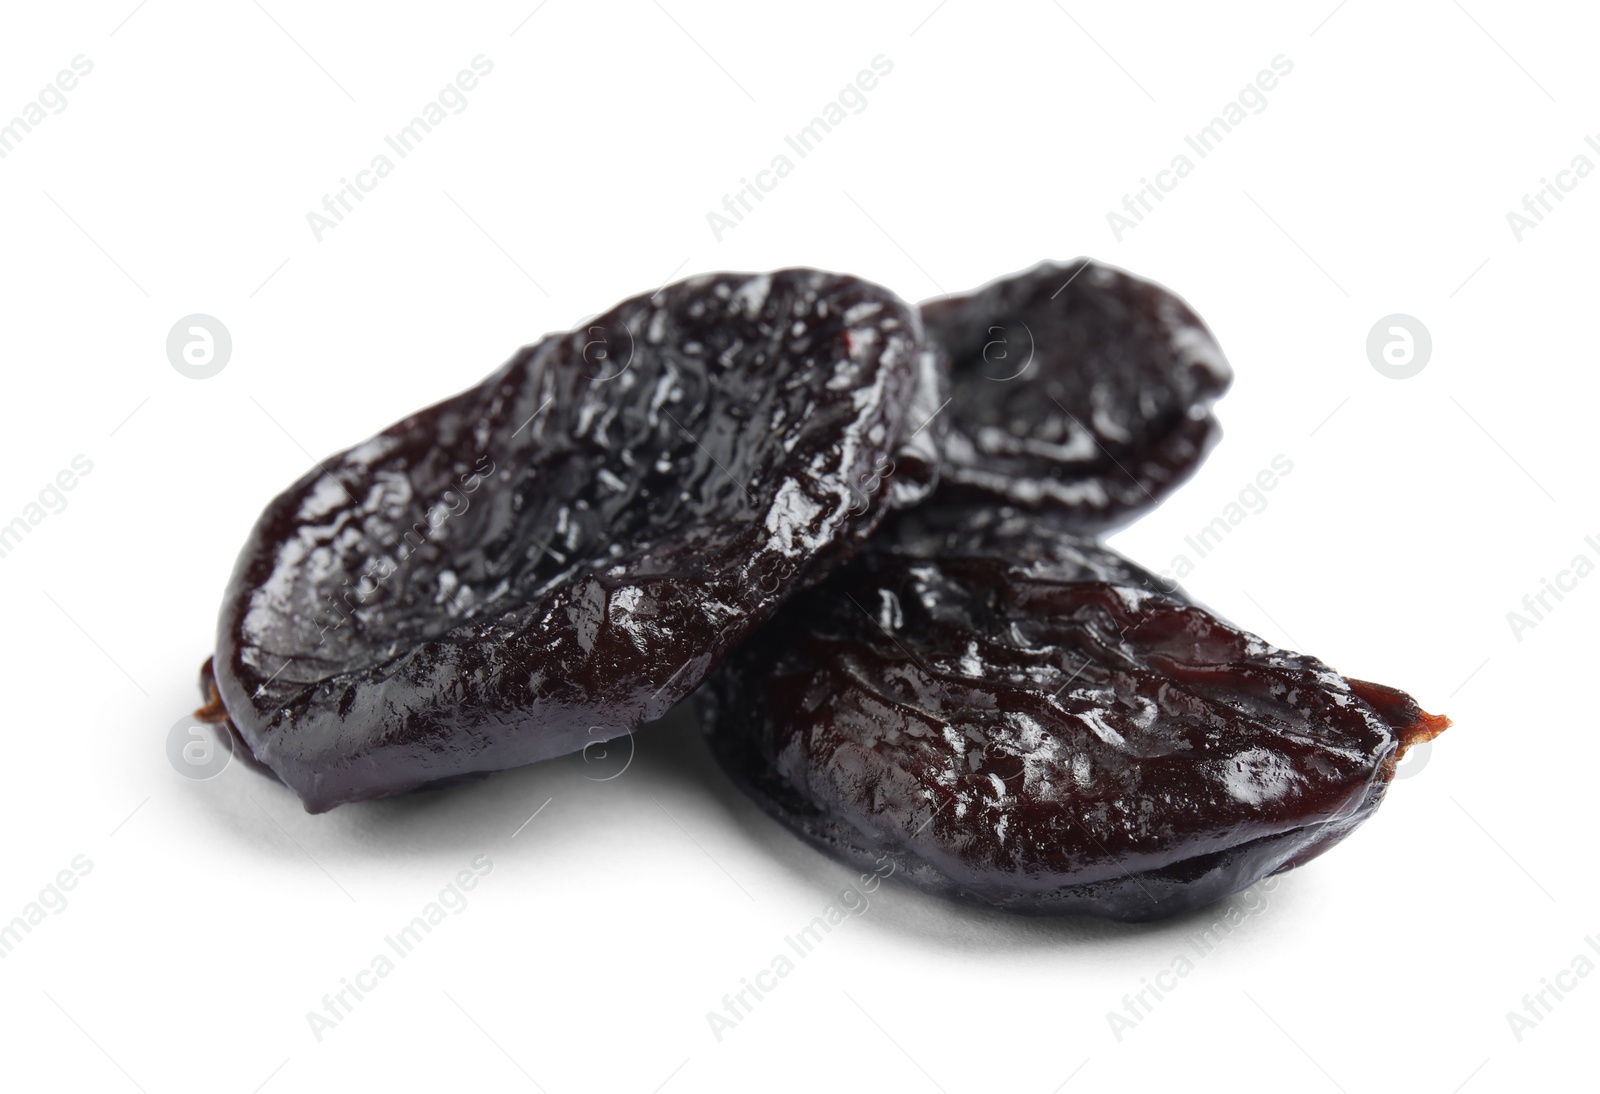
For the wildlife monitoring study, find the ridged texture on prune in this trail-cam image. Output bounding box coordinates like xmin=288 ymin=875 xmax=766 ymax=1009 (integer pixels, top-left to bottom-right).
xmin=211 ymin=269 xmax=932 ymax=812
xmin=920 ymin=260 xmax=1231 ymax=530
xmin=698 ymin=501 xmax=1446 ymax=921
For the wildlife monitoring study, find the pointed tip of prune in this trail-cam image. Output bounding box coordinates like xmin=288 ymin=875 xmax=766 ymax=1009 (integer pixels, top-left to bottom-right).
xmin=195 ymin=656 xmax=278 ymax=781
xmin=194 ymin=656 xmax=229 ymax=725
xmin=1343 ymin=676 xmax=1451 ymax=756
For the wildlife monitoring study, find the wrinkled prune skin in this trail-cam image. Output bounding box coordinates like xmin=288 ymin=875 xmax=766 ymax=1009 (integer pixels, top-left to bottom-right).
xmin=920 ymin=260 xmax=1232 ymax=530
xmin=698 ymin=501 xmax=1447 ymax=921
xmin=209 ymin=269 xmax=935 ymax=813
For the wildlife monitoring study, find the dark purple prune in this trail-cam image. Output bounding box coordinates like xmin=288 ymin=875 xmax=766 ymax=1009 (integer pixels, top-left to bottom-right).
xmin=205 ymin=269 xmax=937 ymax=813
xmin=698 ymin=500 xmax=1447 ymax=921
xmin=920 ymin=260 xmax=1232 ymax=531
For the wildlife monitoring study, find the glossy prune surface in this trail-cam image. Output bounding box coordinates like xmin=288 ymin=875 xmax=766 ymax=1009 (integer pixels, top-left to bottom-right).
xmin=921 ymin=260 xmax=1231 ymax=530
xmin=698 ymin=501 xmax=1446 ymax=921
xmin=209 ymin=269 xmax=934 ymax=812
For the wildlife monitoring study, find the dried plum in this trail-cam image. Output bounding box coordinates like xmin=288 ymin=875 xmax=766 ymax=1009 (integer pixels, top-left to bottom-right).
xmin=206 ymin=269 xmax=935 ymax=812
xmin=920 ymin=260 xmax=1231 ymax=530
xmin=698 ymin=500 xmax=1447 ymax=921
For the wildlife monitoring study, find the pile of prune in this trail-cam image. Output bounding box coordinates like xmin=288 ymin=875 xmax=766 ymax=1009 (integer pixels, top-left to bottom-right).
xmin=200 ymin=259 xmax=1445 ymax=921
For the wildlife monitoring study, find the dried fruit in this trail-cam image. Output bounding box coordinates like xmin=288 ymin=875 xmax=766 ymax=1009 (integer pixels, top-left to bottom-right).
xmin=698 ymin=501 xmax=1446 ymax=921
xmin=205 ymin=269 xmax=936 ymax=812
xmin=920 ymin=260 xmax=1231 ymax=531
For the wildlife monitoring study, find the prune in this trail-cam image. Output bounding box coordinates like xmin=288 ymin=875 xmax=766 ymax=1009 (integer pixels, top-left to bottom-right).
xmin=205 ymin=269 xmax=936 ymax=813
xmin=698 ymin=500 xmax=1447 ymax=921
xmin=920 ymin=260 xmax=1232 ymax=531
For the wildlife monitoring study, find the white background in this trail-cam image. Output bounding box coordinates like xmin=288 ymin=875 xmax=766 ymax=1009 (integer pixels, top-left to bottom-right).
xmin=0 ymin=2 xmax=1593 ymax=1091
